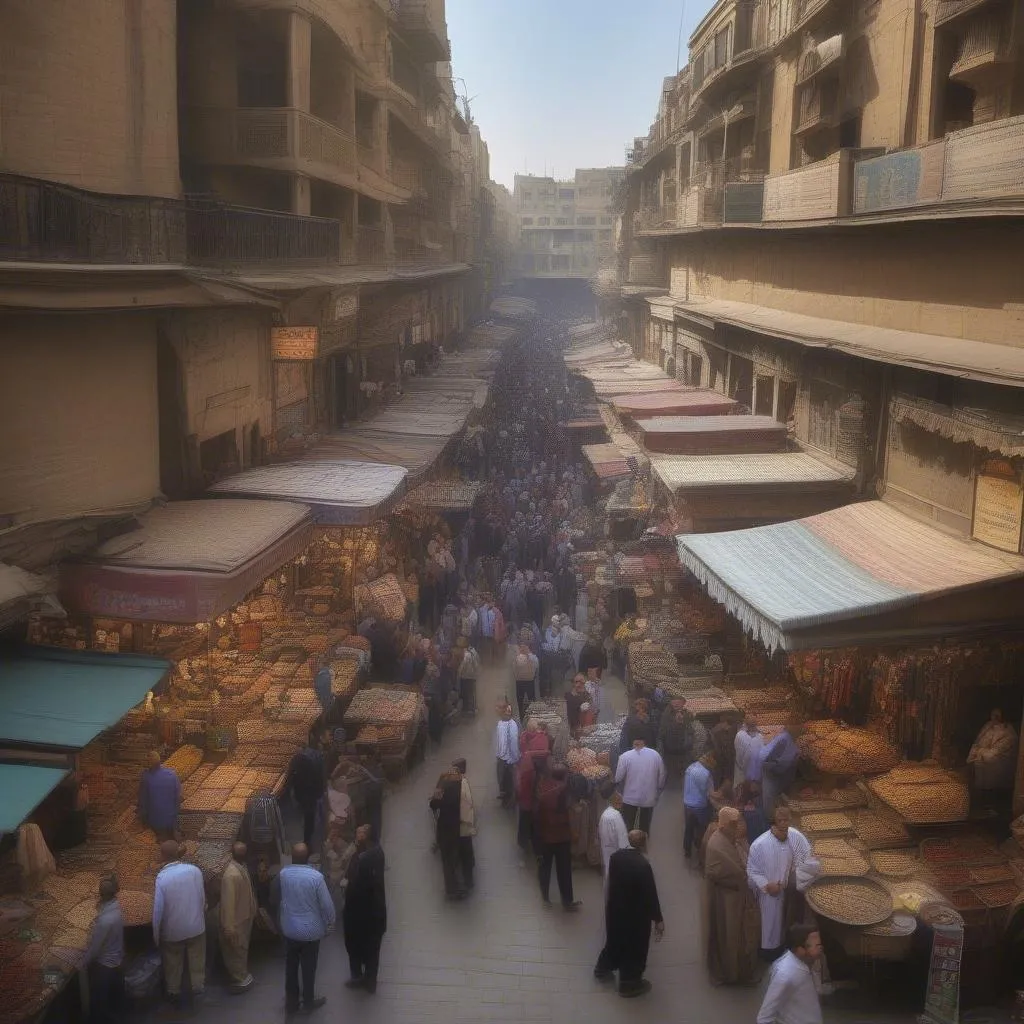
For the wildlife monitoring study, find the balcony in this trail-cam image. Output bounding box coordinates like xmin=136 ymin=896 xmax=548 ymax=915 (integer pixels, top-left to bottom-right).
xmin=852 ymin=116 xmax=1024 ymax=214
xmin=948 ymin=10 xmax=1014 ymax=84
xmin=356 ymin=225 xmax=388 ymax=267
xmin=0 ymin=173 xmax=185 ymax=264
xmin=186 ymin=203 xmax=341 ymax=266
xmin=628 ymin=255 xmax=663 ymax=286
xmin=935 ymin=0 xmax=998 ymax=27
xmin=794 ymin=81 xmax=840 ymax=136
xmin=188 ymin=107 xmax=357 ymax=190
xmin=390 ymin=0 xmax=450 ymax=62
xmin=764 ymin=149 xmax=885 ymax=222
xmin=635 ymin=204 xmax=678 ymax=231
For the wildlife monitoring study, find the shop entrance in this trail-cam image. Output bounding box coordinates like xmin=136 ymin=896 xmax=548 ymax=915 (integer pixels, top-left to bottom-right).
xmin=329 ymin=352 xmax=350 ymax=428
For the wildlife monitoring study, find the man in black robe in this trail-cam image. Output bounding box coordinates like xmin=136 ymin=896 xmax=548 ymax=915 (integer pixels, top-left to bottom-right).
xmin=342 ymin=824 xmax=386 ymax=994
xmin=594 ymin=829 xmax=664 ymax=998
xmin=429 ymin=766 xmax=466 ymax=899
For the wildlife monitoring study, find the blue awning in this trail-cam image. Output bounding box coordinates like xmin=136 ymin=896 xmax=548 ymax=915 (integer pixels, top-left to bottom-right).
xmin=0 ymin=647 xmax=171 ymax=750
xmin=0 ymin=764 xmax=69 ymax=833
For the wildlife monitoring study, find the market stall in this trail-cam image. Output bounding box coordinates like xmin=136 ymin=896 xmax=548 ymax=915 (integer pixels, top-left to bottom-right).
xmin=650 ymin=452 xmax=856 ymax=533
xmin=613 ymin=389 xmax=740 ymax=421
xmin=342 ymin=687 xmax=427 ymax=779
xmin=675 ymin=500 xmax=1024 ymax=1011
xmin=637 ymin=415 xmax=789 ymax=455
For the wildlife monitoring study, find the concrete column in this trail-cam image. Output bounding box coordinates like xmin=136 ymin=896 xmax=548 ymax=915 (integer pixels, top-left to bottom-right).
xmin=287 ymin=12 xmax=311 ymax=112
xmin=374 ymin=100 xmax=388 ymax=176
xmin=291 ymin=174 xmax=312 ymax=215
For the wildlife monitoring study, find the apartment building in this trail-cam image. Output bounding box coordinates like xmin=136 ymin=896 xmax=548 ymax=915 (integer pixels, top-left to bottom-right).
xmin=514 ymin=167 xmax=624 ymax=279
xmin=0 ymin=0 xmax=500 ymax=570
xmin=616 ymin=0 xmax=1024 ymax=554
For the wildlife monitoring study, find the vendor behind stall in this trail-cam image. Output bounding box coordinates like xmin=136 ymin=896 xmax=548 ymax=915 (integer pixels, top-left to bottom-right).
xmin=967 ymin=708 xmax=1018 ymax=803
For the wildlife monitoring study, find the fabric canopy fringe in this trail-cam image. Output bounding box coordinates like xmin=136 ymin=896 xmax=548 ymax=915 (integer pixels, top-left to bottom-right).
xmin=890 ymin=396 xmax=1024 ymax=458
xmin=675 ymin=539 xmax=787 ymax=653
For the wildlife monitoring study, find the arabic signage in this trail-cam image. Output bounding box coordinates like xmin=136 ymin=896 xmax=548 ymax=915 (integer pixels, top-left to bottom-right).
xmin=921 ymin=924 xmax=963 ymax=1024
xmin=973 ymin=459 xmax=1024 ymax=553
xmin=272 ymin=326 xmax=318 ymax=361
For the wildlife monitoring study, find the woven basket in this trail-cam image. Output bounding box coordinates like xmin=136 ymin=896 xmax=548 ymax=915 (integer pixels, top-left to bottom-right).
xmin=870 ymin=850 xmax=923 ymax=879
xmin=806 ymin=875 xmax=892 ymax=927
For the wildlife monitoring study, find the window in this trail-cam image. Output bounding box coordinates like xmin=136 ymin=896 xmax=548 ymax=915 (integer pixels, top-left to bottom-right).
xmin=600 ymin=229 xmax=612 ymax=238
xmin=538 ymin=216 xmax=550 ymax=225
xmin=522 ymin=190 xmax=532 ymax=200
xmin=601 ymin=217 xmax=613 ymax=225
xmin=577 ymin=216 xmax=596 ymax=225
xmin=559 ymin=188 xmax=575 ymax=200
xmin=555 ymin=217 xmax=569 ymax=225
xmin=577 ymin=230 xmax=594 ymax=241
xmin=521 ymin=217 xmax=533 ymax=225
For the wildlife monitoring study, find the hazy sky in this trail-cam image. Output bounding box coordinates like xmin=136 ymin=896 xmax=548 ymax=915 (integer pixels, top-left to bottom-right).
xmin=446 ymin=0 xmax=714 ymax=189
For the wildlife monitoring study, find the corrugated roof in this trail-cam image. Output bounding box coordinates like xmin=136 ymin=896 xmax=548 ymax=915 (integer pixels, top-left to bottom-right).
xmin=614 ymin=390 xmax=739 ymax=417
xmin=0 ymin=647 xmax=170 ymax=750
xmin=307 ymin=430 xmax=449 ymax=483
xmin=582 ymin=443 xmax=631 ymax=479
xmin=0 ymin=765 xmax=69 ymax=832
xmin=652 ymin=453 xmax=854 ymax=491
xmin=90 ymin=500 xmax=312 ymax=573
xmin=677 ymin=501 xmax=1024 ymax=651
xmin=208 ymin=461 xmax=407 ymax=525
xmin=640 ymin=415 xmax=785 ymax=435
xmin=675 ymin=297 xmax=1024 ymax=387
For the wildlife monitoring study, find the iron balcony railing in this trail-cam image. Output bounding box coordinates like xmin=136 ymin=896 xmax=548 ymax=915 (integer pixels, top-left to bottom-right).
xmin=0 ymin=173 xmax=186 ymax=264
xmin=186 ymin=202 xmax=341 ymax=266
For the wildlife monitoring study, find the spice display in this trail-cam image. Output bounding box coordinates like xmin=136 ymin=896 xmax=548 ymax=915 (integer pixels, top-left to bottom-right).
xmin=345 ymin=689 xmax=424 ymax=726
xmin=800 ymin=812 xmax=855 ymax=836
xmin=868 ymin=764 xmax=969 ymax=824
xmin=870 ymin=850 xmax=923 ymax=879
xmin=852 ymin=810 xmax=911 ymax=850
xmin=805 ymin=876 xmax=893 ymax=926
xmin=798 ymin=720 xmax=901 ymax=776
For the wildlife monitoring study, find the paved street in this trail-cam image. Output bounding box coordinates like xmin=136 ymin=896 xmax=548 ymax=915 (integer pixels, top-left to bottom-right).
xmin=174 ymin=666 xmax=916 ymax=1024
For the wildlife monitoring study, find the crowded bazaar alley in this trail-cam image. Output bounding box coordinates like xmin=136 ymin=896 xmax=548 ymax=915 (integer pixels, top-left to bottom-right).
xmin=5 ymin=2 xmax=1024 ymax=1024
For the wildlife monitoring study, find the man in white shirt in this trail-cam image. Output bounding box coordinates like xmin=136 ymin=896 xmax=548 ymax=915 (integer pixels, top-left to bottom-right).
xmin=597 ymin=785 xmax=630 ymax=897
xmin=734 ymin=715 xmax=765 ymax=790
xmin=153 ymin=840 xmax=207 ymax=1006
xmin=756 ymin=923 xmax=823 ymax=1024
xmin=747 ymin=806 xmax=808 ymax=961
xmin=614 ymin=737 xmax=667 ymax=835
xmin=495 ymin=705 xmax=520 ymax=809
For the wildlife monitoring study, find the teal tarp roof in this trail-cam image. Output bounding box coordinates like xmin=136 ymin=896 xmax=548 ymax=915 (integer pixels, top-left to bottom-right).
xmin=0 ymin=647 xmax=171 ymax=750
xmin=0 ymin=764 xmax=68 ymax=833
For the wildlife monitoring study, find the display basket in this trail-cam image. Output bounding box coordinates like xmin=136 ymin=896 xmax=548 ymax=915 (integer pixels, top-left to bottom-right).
xmin=805 ymin=875 xmax=893 ymax=926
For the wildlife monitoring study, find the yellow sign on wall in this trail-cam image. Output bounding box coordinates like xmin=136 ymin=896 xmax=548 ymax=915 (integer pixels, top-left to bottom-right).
xmin=973 ymin=461 xmax=1024 ymax=553
xmin=272 ymin=326 xmax=318 ymax=361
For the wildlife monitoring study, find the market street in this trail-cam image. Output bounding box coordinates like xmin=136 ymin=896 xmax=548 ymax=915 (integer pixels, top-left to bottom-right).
xmin=173 ymin=664 xmax=909 ymax=1024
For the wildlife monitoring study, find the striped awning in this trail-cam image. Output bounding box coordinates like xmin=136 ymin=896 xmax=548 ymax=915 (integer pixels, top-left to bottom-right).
xmin=652 ymin=453 xmax=854 ymax=492
xmin=677 ymin=501 xmax=1024 ymax=651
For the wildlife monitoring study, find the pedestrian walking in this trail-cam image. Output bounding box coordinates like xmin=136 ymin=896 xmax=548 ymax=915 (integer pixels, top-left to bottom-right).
xmin=219 ymin=842 xmax=257 ymax=993
xmin=342 ymin=824 xmax=387 ymax=994
xmin=511 ymin=641 xmax=539 ymax=721
xmin=286 ymin=743 xmax=326 ymax=848
xmin=683 ymin=753 xmax=718 ymax=861
xmin=614 ymin=737 xmax=666 ymax=835
xmin=594 ymin=830 xmax=664 ymax=997
xmin=83 ymin=874 xmax=124 ymax=1024
xmin=153 ymin=840 xmax=206 ymax=1008
xmin=453 ymin=758 xmax=476 ymax=891
xmin=137 ymin=751 xmax=180 ymax=841
xmin=271 ymin=843 xmax=334 ymax=1015
xmin=703 ymin=807 xmax=761 ymax=986
xmin=494 ymin=704 xmax=520 ymax=808
xmin=597 ymin=785 xmax=630 ymax=897
xmin=756 ymin=924 xmax=824 ymax=1024
xmin=734 ymin=715 xmax=765 ymax=791
xmin=430 ymin=764 xmax=468 ymax=899
xmin=534 ymin=765 xmax=581 ymax=910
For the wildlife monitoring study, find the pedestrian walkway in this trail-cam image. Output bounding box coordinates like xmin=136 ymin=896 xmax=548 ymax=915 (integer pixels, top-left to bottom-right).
xmin=182 ymin=671 xmax=910 ymax=1024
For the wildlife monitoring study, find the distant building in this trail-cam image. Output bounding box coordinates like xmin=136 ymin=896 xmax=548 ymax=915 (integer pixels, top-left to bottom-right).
xmin=514 ymin=167 xmax=624 ymax=279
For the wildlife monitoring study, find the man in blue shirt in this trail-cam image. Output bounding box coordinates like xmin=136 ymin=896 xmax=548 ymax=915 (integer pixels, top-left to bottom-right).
xmin=683 ymin=753 xmax=718 ymax=861
xmin=271 ymin=843 xmax=335 ymax=1015
xmin=137 ymin=751 xmax=181 ymax=841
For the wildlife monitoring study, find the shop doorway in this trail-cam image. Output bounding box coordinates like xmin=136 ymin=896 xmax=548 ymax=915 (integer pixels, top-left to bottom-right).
xmin=729 ymin=355 xmax=755 ymax=410
xmin=329 ymin=352 xmax=350 ymax=428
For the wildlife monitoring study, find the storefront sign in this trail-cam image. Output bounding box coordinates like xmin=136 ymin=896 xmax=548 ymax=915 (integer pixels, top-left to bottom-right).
xmin=332 ymin=294 xmax=358 ymax=321
xmin=272 ymin=326 xmax=318 ymax=361
xmin=921 ymin=924 xmax=963 ymax=1024
xmin=972 ymin=460 xmax=1024 ymax=553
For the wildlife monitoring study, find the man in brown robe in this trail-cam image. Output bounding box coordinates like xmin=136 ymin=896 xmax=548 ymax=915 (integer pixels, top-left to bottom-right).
xmin=703 ymin=807 xmax=760 ymax=987
xmin=219 ymin=842 xmax=258 ymax=993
